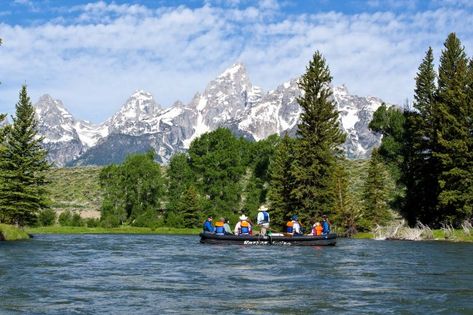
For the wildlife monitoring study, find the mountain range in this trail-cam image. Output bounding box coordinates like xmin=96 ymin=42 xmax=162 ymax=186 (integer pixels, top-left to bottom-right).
xmin=34 ymin=63 xmax=386 ymax=166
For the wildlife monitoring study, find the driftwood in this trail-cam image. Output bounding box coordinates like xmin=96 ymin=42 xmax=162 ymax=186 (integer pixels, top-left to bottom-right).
xmin=373 ymin=220 xmax=433 ymax=241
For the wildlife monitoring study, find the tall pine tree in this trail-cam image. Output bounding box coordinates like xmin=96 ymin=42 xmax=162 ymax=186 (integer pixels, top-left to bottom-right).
xmin=290 ymin=51 xmax=346 ymax=224
xmin=402 ymin=47 xmax=438 ymax=225
xmin=0 ymin=86 xmax=50 ymax=226
xmin=433 ymin=33 xmax=471 ymax=224
xmin=363 ymin=149 xmax=392 ymax=228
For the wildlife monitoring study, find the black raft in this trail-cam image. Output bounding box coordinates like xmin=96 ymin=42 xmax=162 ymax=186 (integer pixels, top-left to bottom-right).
xmin=199 ymin=233 xmax=337 ymax=246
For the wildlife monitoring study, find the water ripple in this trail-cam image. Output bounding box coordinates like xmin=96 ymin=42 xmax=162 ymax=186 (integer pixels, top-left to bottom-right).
xmin=1 ymin=235 xmax=472 ymax=314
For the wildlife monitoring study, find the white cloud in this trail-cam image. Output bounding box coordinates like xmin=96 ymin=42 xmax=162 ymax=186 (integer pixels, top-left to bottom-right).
xmin=0 ymin=1 xmax=472 ymax=123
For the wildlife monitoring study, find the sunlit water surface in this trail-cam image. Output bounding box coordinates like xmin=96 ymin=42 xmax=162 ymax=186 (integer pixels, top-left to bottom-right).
xmin=1 ymin=235 xmax=472 ymax=314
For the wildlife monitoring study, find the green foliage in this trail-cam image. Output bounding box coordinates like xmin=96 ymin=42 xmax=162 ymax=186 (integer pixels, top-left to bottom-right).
xmin=402 ymin=47 xmax=439 ymax=226
xmin=71 ymin=212 xmax=83 ymax=227
xmin=371 ymin=33 xmax=473 ymax=228
xmin=0 ymin=223 xmax=30 ymax=241
xmin=188 ymin=128 xmax=246 ymax=215
xmin=58 ymin=210 xmax=73 ymax=226
xmin=242 ymin=134 xmax=279 ymax=215
xmin=268 ymin=134 xmax=297 ymax=227
xmin=133 ymin=209 xmax=164 ymax=228
xmin=38 ymin=208 xmax=56 ymax=226
xmin=362 ymin=150 xmax=392 ymax=229
xmin=432 ymin=33 xmax=472 ymax=225
xmin=0 ymin=86 xmax=51 ymax=226
xmin=85 ymin=218 xmax=100 ymax=227
xmin=330 ymin=161 xmax=363 ymax=236
xmin=290 ymin=51 xmax=346 ymax=223
xmin=99 ymin=151 xmax=165 ymax=226
xmin=369 ymin=103 xmax=406 ymax=173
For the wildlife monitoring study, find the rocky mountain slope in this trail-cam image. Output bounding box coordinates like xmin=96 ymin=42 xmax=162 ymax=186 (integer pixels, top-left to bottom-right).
xmin=34 ymin=63 xmax=385 ymax=166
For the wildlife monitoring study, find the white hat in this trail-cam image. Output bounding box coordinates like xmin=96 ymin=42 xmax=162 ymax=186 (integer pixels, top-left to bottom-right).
xmin=258 ymin=205 xmax=268 ymax=211
xmin=239 ymin=214 xmax=248 ymax=220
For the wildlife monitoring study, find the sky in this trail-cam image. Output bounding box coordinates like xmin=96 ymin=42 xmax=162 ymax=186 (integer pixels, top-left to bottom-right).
xmin=0 ymin=0 xmax=473 ymax=123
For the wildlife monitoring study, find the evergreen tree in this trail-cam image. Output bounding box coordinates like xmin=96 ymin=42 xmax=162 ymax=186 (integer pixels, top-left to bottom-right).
xmin=362 ymin=149 xmax=392 ymax=229
xmin=0 ymin=86 xmax=50 ymax=226
xmin=290 ymin=51 xmax=346 ymax=224
xmin=177 ymin=185 xmax=204 ymax=228
xmin=268 ymin=133 xmax=296 ymax=227
xmin=403 ymin=47 xmax=438 ymax=225
xmin=433 ymin=33 xmax=471 ymax=224
xmin=330 ymin=161 xmax=361 ymax=236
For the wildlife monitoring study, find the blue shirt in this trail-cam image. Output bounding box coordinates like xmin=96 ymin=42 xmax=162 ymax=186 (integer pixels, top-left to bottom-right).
xmin=322 ymin=221 xmax=330 ymax=234
xmin=203 ymin=220 xmax=215 ymax=233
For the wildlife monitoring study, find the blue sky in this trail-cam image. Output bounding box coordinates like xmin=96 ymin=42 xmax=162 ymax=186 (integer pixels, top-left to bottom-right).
xmin=1 ymin=0 xmax=473 ymax=123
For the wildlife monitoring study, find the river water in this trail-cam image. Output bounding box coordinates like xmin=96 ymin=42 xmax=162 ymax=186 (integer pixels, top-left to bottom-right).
xmin=0 ymin=235 xmax=472 ymax=314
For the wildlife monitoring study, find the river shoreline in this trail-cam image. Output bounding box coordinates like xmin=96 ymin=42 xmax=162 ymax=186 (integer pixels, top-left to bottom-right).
xmin=21 ymin=226 xmax=473 ymax=242
xmin=0 ymin=224 xmax=31 ymax=241
xmin=25 ymin=225 xmax=201 ymax=235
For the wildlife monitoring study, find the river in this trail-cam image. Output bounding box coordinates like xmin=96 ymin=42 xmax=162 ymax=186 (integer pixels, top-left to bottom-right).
xmin=1 ymin=235 xmax=472 ymax=314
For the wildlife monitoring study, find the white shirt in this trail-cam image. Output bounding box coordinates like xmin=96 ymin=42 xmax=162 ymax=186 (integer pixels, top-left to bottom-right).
xmin=293 ymin=221 xmax=301 ymax=234
xmin=234 ymin=221 xmax=252 ymax=234
xmin=257 ymin=211 xmax=270 ymax=225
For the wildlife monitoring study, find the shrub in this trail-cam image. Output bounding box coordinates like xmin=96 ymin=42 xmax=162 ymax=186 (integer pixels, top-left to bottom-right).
xmin=133 ymin=209 xmax=164 ymax=228
xmin=38 ymin=208 xmax=56 ymax=226
xmin=100 ymin=215 xmax=121 ymax=228
xmin=85 ymin=218 xmax=99 ymax=227
xmin=71 ymin=212 xmax=83 ymax=227
xmin=165 ymin=211 xmax=186 ymax=228
xmin=58 ymin=210 xmax=73 ymax=226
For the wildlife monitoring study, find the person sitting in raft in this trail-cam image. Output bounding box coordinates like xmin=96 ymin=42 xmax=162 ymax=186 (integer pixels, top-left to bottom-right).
xmin=234 ymin=214 xmax=252 ymax=235
xmin=286 ymin=215 xmax=302 ymax=236
xmin=322 ymin=215 xmax=330 ymax=235
xmin=223 ymin=218 xmax=233 ymax=235
xmin=257 ymin=205 xmax=270 ymax=236
xmin=215 ymin=218 xmax=226 ymax=236
xmin=202 ymin=215 xmax=215 ymax=233
xmin=312 ymin=222 xmax=323 ymax=236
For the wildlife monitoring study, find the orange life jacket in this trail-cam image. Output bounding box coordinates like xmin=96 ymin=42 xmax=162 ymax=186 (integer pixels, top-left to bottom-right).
xmin=215 ymin=221 xmax=225 ymax=235
xmin=286 ymin=221 xmax=294 ymax=233
xmin=240 ymin=220 xmax=250 ymax=234
xmin=313 ymin=225 xmax=323 ymax=236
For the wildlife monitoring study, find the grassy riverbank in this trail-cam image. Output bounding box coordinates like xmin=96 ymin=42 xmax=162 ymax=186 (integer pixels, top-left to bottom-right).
xmin=0 ymin=224 xmax=31 ymax=241
xmin=26 ymin=225 xmax=201 ymax=235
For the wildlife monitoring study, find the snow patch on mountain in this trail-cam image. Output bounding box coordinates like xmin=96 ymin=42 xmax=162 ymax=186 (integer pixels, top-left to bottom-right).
xmin=35 ymin=63 xmax=386 ymax=166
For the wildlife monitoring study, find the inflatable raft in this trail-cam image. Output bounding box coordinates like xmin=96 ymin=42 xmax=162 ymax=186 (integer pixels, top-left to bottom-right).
xmin=199 ymin=232 xmax=337 ymax=246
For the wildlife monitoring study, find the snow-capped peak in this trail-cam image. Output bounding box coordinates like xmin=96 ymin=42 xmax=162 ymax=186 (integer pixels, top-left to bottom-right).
xmin=333 ymin=84 xmax=349 ymax=96
xmin=108 ymin=90 xmax=160 ymax=123
xmin=218 ymin=62 xmax=247 ymax=79
xmin=35 ymin=94 xmax=73 ymax=120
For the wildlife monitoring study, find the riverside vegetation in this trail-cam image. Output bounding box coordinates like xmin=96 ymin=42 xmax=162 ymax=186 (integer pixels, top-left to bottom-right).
xmin=1 ymin=34 xmax=473 ymax=241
